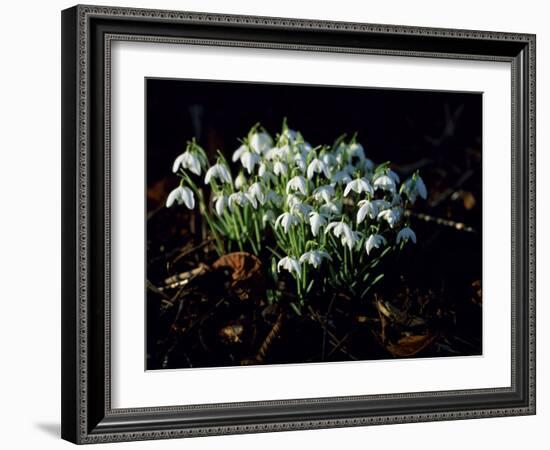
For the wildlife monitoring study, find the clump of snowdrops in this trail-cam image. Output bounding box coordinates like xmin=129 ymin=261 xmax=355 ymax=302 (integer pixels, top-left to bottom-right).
xmin=166 ymin=121 xmax=427 ymax=315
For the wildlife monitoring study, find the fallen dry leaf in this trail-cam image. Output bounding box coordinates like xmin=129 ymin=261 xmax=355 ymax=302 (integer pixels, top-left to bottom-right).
xmin=212 ymin=252 xmax=265 ymax=301
xmin=386 ymin=334 xmax=436 ymax=357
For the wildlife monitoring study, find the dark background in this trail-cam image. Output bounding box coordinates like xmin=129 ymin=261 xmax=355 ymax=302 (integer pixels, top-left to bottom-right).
xmin=146 ymin=78 xmax=482 ymax=188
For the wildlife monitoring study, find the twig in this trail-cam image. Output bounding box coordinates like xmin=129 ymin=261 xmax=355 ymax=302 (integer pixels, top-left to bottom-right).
xmin=321 ymin=294 xmax=337 ymax=361
xmin=255 ymin=313 xmax=285 ymax=363
xmin=405 ymin=210 xmax=476 ymax=233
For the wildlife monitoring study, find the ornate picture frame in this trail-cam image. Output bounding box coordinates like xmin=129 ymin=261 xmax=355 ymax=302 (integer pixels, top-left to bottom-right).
xmin=61 ymin=5 xmax=535 ymax=444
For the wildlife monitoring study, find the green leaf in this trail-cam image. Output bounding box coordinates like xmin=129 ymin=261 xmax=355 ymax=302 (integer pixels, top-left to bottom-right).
xmin=290 ymin=302 xmax=302 ymax=316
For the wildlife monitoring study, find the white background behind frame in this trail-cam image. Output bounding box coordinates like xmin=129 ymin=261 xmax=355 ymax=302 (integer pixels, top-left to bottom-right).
xmin=111 ymin=41 xmax=512 ymax=409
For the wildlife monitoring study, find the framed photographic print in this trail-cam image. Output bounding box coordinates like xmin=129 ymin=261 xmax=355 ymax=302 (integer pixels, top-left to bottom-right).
xmin=61 ymin=5 xmax=536 ymax=444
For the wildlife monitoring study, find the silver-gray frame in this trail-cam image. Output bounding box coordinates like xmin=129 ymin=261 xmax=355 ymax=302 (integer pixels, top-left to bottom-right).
xmin=61 ymin=4 xmax=536 ymax=444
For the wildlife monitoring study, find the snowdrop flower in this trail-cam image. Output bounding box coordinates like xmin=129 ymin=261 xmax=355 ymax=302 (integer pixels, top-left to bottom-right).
xmin=325 ymin=221 xmax=361 ymax=250
xmin=241 ymin=150 xmax=260 ymax=174
xmin=344 ymin=178 xmax=374 ymax=197
xmin=294 ymin=153 xmax=307 ymax=173
xmin=307 ymin=158 xmax=329 ymax=179
xmin=166 ymin=186 xmax=195 ymax=209
xmin=291 ymin=202 xmax=313 ymax=218
xmin=331 ymin=169 xmax=352 ymax=186
xmin=348 ymin=142 xmax=366 ymax=162
xmin=279 ymin=126 xmax=298 ymax=145
xmin=273 ymin=160 xmax=288 ymax=177
xmin=258 ymin=162 xmax=277 ymax=183
xmin=228 ymin=192 xmax=257 ymax=211
xmin=233 ymin=144 xmax=260 ymax=174
xmin=232 ymin=144 xmax=248 ymax=163
xmin=357 ymin=199 xmax=378 ymax=224
xmin=234 ymin=172 xmax=247 ymax=190
xmin=277 ymin=256 xmax=301 ymax=278
xmin=248 ymin=182 xmax=266 ymax=205
xmin=321 ymin=152 xmax=336 ymax=168
xmin=402 ymin=175 xmax=427 ymax=203
xmin=320 ymin=201 xmax=342 ymax=216
xmin=309 ymin=211 xmax=328 ymax=236
xmin=377 ymin=207 xmax=401 ymax=228
xmin=396 ymin=227 xmax=417 ymax=244
xmin=275 ymin=212 xmax=301 ymax=233
xmin=358 ymin=157 xmax=374 ymax=172
xmin=172 ymin=150 xmax=202 ymax=176
xmin=374 ymin=174 xmax=397 ymax=193
xmin=286 ymin=194 xmax=302 ymax=209
xmin=297 ymin=141 xmax=313 ymax=155
xmin=313 ymin=185 xmax=335 ymax=203
xmin=365 ymin=234 xmax=387 ymax=255
xmin=204 ymin=163 xmax=232 ymax=185
xmin=299 ymin=250 xmax=331 ymax=268
xmin=214 ymin=195 xmax=228 ymax=216
xmin=249 ymin=131 xmax=273 ymax=154
xmin=286 ymin=175 xmax=308 ymax=195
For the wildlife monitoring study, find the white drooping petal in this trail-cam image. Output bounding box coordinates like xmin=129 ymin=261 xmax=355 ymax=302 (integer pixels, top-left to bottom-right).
xmin=377 ymin=207 xmax=401 ymax=228
xmin=275 ymin=212 xmax=301 ymax=233
xmin=416 ymin=176 xmax=427 ymax=200
xmin=214 ymin=195 xmax=228 ymax=216
xmin=249 ymin=131 xmax=273 ymax=154
xmin=343 ymin=178 xmax=373 ymax=197
xmin=321 ymin=152 xmax=336 ymax=168
xmin=241 ymin=150 xmax=260 ymax=174
xmin=313 ymin=185 xmax=335 ymax=203
xmin=372 ymin=199 xmax=391 ymax=212
xmin=165 ymin=187 xmax=180 ymax=208
xmin=291 ymin=202 xmax=313 ymax=218
xmin=286 ymin=194 xmax=302 ymax=209
xmin=245 ymin=193 xmax=258 ymax=209
xmin=286 ymin=176 xmax=307 ymax=195
xmin=348 ymin=142 xmax=365 ymax=161
xmin=172 ymin=151 xmax=201 ymax=175
xmin=308 ymin=212 xmax=327 ymax=237
xmin=258 ymin=162 xmax=267 ymax=177
xmin=294 ymin=153 xmax=307 ymax=173
xmin=357 ymin=200 xmax=378 ymax=225
xmin=273 ymin=161 xmax=288 ymax=177
xmin=374 ymin=174 xmax=396 ymax=193
xmin=228 ymin=192 xmax=253 ymax=211
xmin=234 ymin=172 xmax=246 ymax=190
xmin=396 ymin=227 xmax=417 ymax=244
xmin=180 ymin=187 xmax=195 ymax=209
xmin=387 ymin=170 xmax=400 ymax=184
xmin=320 ymin=201 xmax=342 ymax=216
xmin=232 ymin=144 xmax=247 ymax=163
xmin=325 ymin=221 xmax=359 ymax=249
xmin=307 ymin=158 xmax=329 ymax=179
xmin=331 ymin=169 xmax=352 ymax=185
xmin=204 ymin=164 xmax=232 ymax=185
xmin=299 ymin=250 xmax=331 ymax=268
xmin=248 ymin=182 xmax=266 ymax=205
xmin=166 ymin=186 xmax=195 ymax=209
xmin=277 ymin=256 xmax=301 ymax=278
xmin=365 ymin=234 xmax=387 ymax=255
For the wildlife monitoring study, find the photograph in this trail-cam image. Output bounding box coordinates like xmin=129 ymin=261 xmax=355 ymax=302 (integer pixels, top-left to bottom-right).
xmin=145 ymin=79 xmax=483 ymax=370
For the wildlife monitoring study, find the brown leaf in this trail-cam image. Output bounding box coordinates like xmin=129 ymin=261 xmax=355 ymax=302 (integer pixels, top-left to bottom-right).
xmin=212 ymin=252 xmax=265 ymax=301
xmin=386 ymin=334 xmax=435 ymax=357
